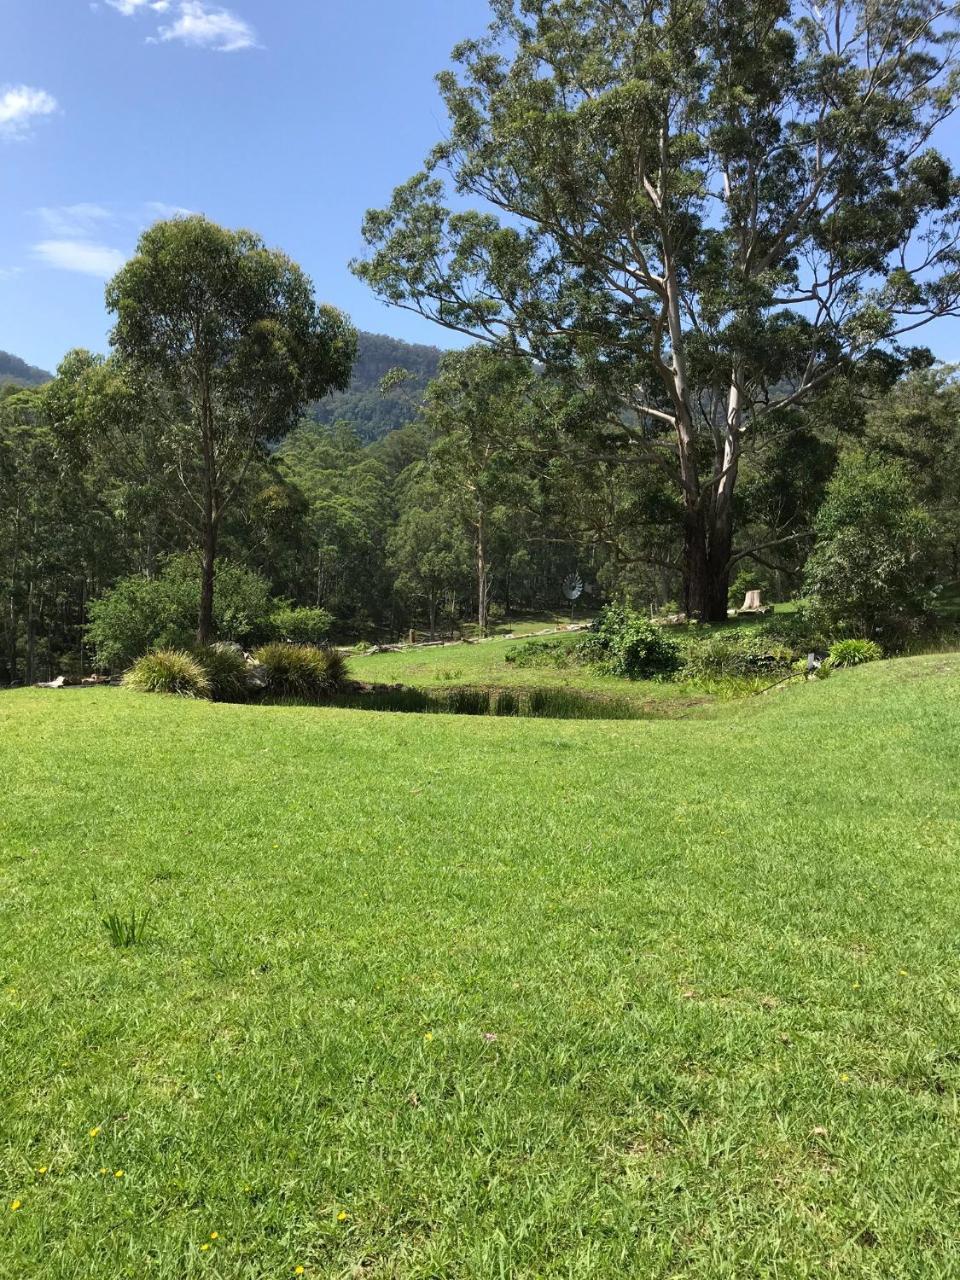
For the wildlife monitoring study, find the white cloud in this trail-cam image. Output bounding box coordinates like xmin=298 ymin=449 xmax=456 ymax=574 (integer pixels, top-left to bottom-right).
xmin=33 ymin=240 xmax=127 ymax=278
xmin=144 ymin=201 xmax=195 ymax=220
xmin=155 ymin=2 xmax=257 ymax=52
xmin=105 ymin=0 xmax=170 ymax=14
xmin=37 ymin=203 xmax=113 ymax=237
xmin=0 ymin=86 xmax=58 ymax=140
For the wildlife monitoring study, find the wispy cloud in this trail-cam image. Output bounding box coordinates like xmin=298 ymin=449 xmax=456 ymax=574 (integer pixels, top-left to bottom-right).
xmin=37 ymin=203 xmax=114 ymax=238
xmin=155 ymin=2 xmax=257 ymax=52
xmin=104 ymin=0 xmax=170 ymax=13
xmin=29 ymin=201 xmax=195 ymax=278
xmin=144 ymin=201 xmax=195 ymax=220
xmin=0 ymin=86 xmax=58 ymax=141
xmin=0 ymin=266 xmax=24 ymax=281
xmin=33 ymin=241 xmax=127 ymax=278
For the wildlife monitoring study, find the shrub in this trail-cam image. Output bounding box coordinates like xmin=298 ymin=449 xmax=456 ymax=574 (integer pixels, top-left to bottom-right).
xmin=804 ymin=453 xmax=937 ymax=640
xmin=826 ymin=638 xmax=883 ymax=668
xmin=252 ymin=643 xmax=346 ymax=701
xmin=504 ymin=638 xmax=572 ymax=669
xmin=124 ymin=649 xmax=211 ymax=698
xmin=193 ymin=643 xmax=249 ymax=702
xmin=576 ymin=603 xmax=681 ymax=679
xmin=88 ymin=555 xmax=275 ymax=670
xmin=270 ymin=605 xmax=334 ymax=646
xmin=681 ymin=630 xmax=795 ymax=680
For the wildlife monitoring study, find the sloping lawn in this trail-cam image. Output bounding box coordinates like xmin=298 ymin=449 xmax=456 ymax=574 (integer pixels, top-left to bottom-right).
xmin=1 ymin=657 xmax=959 ymax=1277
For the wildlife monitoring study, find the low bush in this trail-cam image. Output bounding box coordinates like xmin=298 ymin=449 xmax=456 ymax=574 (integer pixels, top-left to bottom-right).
xmin=504 ymin=638 xmax=572 ymax=669
xmin=252 ymin=643 xmax=347 ymax=701
xmin=827 ymin=638 xmax=883 ymax=668
xmin=193 ymin=643 xmax=249 ymax=702
xmin=270 ymin=606 xmax=334 ymax=646
xmin=576 ymin=604 xmax=681 ymax=679
xmin=124 ymin=649 xmax=211 ymax=698
xmin=681 ymin=630 xmax=796 ymax=680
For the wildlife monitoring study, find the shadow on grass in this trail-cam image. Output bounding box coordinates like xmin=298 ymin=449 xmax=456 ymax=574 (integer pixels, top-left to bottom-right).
xmin=328 ymin=684 xmax=651 ymax=721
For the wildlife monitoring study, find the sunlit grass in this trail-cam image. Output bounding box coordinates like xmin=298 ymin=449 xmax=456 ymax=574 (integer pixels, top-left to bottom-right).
xmin=2 ymin=655 xmax=960 ymax=1275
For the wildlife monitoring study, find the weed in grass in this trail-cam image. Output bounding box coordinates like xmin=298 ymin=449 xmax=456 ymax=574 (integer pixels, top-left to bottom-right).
xmin=101 ymin=907 xmax=152 ymax=948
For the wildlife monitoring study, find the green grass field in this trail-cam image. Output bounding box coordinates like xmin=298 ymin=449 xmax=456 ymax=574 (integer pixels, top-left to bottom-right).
xmin=2 ymin=656 xmax=960 ymax=1277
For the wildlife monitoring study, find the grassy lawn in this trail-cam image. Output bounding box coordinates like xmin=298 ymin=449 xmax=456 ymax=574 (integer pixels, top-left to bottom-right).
xmin=2 ymin=657 xmax=960 ymax=1276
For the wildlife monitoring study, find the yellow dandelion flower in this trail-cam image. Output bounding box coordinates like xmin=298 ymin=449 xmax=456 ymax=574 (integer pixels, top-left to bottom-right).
xmin=10 ymin=1200 xmax=21 ymax=1212
xmin=423 ymin=1032 xmax=433 ymax=1042
xmin=840 ymin=1073 xmax=850 ymax=1082
xmin=295 ymin=1269 xmax=305 ymax=1277
xmin=852 ymin=982 xmax=860 ymax=989
xmin=200 ymin=1243 xmax=210 ymax=1252
xmin=114 ymin=1170 xmax=124 ymax=1179
xmin=899 ymin=969 xmax=908 ymax=976
xmin=89 ymin=1127 xmax=101 ymax=1138
xmin=37 ymin=1166 xmax=48 ymax=1175
xmin=210 ymin=1232 xmax=219 ymax=1240
xmin=337 ymin=1210 xmax=349 ymax=1222
xmin=99 ymin=1167 xmax=108 ymax=1175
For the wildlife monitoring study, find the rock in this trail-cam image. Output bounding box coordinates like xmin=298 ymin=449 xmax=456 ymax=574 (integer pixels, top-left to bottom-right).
xmin=244 ymin=662 xmax=270 ymax=691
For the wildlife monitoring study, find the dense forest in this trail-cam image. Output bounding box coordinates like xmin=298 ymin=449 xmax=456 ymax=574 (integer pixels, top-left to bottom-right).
xmin=0 ymin=350 xmax=52 ymax=389
xmin=308 ymin=331 xmax=444 ymax=442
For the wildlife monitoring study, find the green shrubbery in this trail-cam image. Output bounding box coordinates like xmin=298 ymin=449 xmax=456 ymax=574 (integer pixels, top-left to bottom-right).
xmin=124 ymin=649 xmax=211 ymax=698
xmin=269 ymin=606 xmax=334 ymax=646
xmin=827 ymin=638 xmax=883 ymax=668
xmin=504 ymin=638 xmax=572 ymax=668
xmin=252 ymin=642 xmax=347 ymax=701
xmin=577 ymin=604 xmax=681 ymax=679
xmin=88 ymin=556 xmax=276 ymax=670
xmin=804 ymin=453 xmax=937 ymax=641
xmin=193 ymin=644 xmax=250 ymax=702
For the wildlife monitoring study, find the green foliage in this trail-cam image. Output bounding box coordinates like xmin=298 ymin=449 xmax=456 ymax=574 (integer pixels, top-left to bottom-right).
xmin=107 ymin=215 xmax=357 ymax=642
xmin=252 ymin=642 xmax=347 ymax=701
xmin=804 ymin=453 xmax=937 ymax=640
xmin=193 ymin=644 xmax=249 ymax=702
xmin=827 ymin=638 xmax=883 ymax=668
xmin=504 ymin=638 xmax=572 ymax=669
xmin=101 ymin=908 xmax=152 ymax=948
xmin=577 ymin=604 xmax=681 ymax=680
xmin=270 ymin=605 xmax=334 ymax=645
xmin=124 ymin=649 xmax=211 ymax=698
xmin=87 ymin=556 xmax=275 ymax=670
xmin=680 ymin=630 xmax=797 ymax=680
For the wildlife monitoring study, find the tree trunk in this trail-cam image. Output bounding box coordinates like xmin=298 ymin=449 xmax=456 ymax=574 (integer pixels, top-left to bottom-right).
xmin=197 ymin=516 xmax=218 ymax=646
xmin=476 ymin=507 xmax=489 ymax=637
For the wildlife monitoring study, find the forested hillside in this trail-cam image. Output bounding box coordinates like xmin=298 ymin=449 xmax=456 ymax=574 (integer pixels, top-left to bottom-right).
xmin=309 ymin=330 xmax=444 ymax=441
xmin=0 ymin=350 xmax=52 ymax=388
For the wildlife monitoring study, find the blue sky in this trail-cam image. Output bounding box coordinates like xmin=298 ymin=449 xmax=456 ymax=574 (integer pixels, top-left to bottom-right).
xmin=3 ymin=0 xmax=959 ymax=373
xmin=2 ymin=0 xmax=491 ymax=371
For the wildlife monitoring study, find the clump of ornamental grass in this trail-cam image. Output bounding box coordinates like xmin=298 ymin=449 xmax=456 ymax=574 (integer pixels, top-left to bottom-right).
xmin=193 ymin=643 xmax=249 ymax=702
xmin=124 ymin=649 xmax=211 ymax=698
xmin=252 ymin=642 xmax=347 ymax=701
xmin=827 ymin=638 xmax=883 ymax=668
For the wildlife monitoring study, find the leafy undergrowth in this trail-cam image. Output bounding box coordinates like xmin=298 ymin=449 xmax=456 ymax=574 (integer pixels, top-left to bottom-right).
xmin=1 ymin=656 xmax=960 ymax=1276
